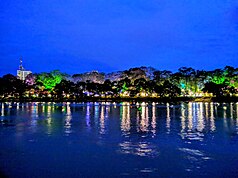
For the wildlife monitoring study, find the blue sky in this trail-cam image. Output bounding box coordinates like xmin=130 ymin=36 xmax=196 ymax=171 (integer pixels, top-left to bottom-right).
xmin=0 ymin=0 xmax=238 ymax=76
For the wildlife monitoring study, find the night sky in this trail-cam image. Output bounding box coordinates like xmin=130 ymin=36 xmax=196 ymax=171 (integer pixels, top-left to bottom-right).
xmin=1 ymin=0 xmax=238 ymax=76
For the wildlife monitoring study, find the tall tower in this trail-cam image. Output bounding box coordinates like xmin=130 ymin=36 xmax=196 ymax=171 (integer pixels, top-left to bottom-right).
xmin=19 ymin=57 xmax=24 ymax=70
xmin=17 ymin=57 xmax=32 ymax=80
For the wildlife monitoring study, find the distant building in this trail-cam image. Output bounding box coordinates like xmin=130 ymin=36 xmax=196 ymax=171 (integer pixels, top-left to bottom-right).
xmin=17 ymin=58 xmax=32 ymax=80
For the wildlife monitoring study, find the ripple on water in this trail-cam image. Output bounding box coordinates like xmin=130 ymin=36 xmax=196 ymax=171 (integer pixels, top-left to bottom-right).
xmin=179 ymin=147 xmax=212 ymax=172
xmin=179 ymin=148 xmax=204 ymax=157
xmin=140 ymin=168 xmax=156 ymax=173
xmin=179 ymin=131 xmax=204 ymax=142
xmin=118 ymin=141 xmax=159 ymax=158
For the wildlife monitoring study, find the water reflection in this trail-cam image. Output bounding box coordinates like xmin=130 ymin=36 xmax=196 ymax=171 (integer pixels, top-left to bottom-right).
xmin=230 ymin=103 xmax=234 ymax=119
xmin=1 ymin=102 xmax=238 ymax=132
xmin=180 ymin=102 xmax=213 ymax=142
xmin=30 ymin=103 xmax=38 ymax=128
xmin=236 ymin=103 xmax=238 ymax=133
xmin=94 ymin=103 xmax=99 ymax=125
xmin=139 ymin=103 xmax=149 ymax=133
xmin=86 ymin=103 xmax=91 ymax=127
xmin=99 ymin=105 xmax=105 ymax=135
xmin=1 ymin=102 xmax=238 ymax=155
xmin=210 ymin=103 xmax=216 ymax=131
xmin=2 ymin=101 xmax=238 ymax=177
xmin=179 ymin=147 xmax=211 ymax=172
xmin=64 ymin=102 xmax=72 ymax=135
xmin=188 ymin=102 xmax=193 ymax=131
xmin=119 ymin=141 xmax=159 ymax=158
xmin=180 ymin=103 xmax=186 ymax=133
xmin=197 ymin=103 xmax=204 ymax=132
xmin=151 ymin=103 xmax=156 ymax=136
xmin=121 ymin=103 xmax=130 ymax=134
xmin=1 ymin=103 xmax=4 ymax=117
xmin=166 ymin=103 xmax=171 ymax=133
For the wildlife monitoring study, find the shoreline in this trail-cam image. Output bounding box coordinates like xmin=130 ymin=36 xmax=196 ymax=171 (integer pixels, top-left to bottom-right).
xmin=0 ymin=96 xmax=238 ymax=103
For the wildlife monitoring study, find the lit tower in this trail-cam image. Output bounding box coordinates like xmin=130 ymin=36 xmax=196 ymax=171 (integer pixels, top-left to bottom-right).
xmin=17 ymin=57 xmax=32 ymax=80
xmin=19 ymin=57 xmax=23 ymax=70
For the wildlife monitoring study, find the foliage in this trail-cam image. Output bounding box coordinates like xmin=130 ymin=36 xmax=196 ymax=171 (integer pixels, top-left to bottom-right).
xmin=0 ymin=74 xmax=26 ymax=98
xmin=36 ymin=70 xmax=67 ymax=90
xmin=0 ymin=66 xmax=237 ymax=99
xmin=72 ymin=71 xmax=105 ymax=83
xmin=25 ymin=73 xmax=36 ymax=86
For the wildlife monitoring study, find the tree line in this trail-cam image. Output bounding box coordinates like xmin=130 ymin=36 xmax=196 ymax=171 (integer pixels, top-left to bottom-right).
xmin=0 ymin=66 xmax=237 ymax=100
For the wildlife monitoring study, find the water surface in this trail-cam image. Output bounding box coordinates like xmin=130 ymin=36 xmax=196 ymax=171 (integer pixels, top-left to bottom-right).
xmin=0 ymin=102 xmax=238 ymax=177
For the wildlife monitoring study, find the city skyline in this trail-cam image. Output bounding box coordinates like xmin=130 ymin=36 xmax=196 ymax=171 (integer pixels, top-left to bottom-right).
xmin=1 ymin=0 xmax=238 ymax=76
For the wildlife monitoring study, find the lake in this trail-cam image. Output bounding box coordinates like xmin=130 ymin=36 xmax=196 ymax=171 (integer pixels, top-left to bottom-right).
xmin=0 ymin=102 xmax=238 ymax=177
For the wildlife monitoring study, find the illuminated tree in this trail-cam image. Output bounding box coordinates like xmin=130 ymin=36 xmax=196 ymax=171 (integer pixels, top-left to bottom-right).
xmin=73 ymin=71 xmax=105 ymax=83
xmin=223 ymin=66 xmax=238 ymax=88
xmin=210 ymin=69 xmax=225 ymax=84
xmin=121 ymin=82 xmax=129 ymax=93
xmin=117 ymin=77 xmax=131 ymax=96
xmin=178 ymin=67 xmax=195 ymax=91
xmin=36 ymin=70 xmax=67 ymax=90
xmin=0 ymin=65 xmax=237 ymax=99
xmin=123 ymin=67 xmax=148 ymax=83
xmin=25 ymin=73 xmax=36 ymax=86
xmin=71 ymin=74 xmax=82 ymax=83
xmin=191 ymin=70 xmax=208 ymax=93
xmin=207 ymin=67 xmax=238 ymax=95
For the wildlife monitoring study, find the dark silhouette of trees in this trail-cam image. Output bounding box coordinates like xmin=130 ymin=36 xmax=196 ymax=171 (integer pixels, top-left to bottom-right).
xmin=0 ymin=66 xmax=237 ymax=100
xmin=0 ymin=74 xmax=26 ymax=98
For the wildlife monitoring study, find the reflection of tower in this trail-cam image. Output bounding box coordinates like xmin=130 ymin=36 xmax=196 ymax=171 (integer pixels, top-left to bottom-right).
xmin=17 ymin=57 xmax=32 ymax=80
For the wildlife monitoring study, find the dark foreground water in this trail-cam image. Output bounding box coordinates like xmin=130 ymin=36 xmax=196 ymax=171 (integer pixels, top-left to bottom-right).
xmin=0 ymin=102 xmax=238 ymax=178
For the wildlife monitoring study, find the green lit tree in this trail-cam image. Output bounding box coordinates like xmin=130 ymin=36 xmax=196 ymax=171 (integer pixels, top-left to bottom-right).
xmin=178 ymin=67 xmax=195 ymax=91
xmin=210 ymin=69 xmax=225 ymax=84
xmin=223 ymin=66 xmax=238 ymax=88
xmin=36 ymin=70 xmax=68 ymax=91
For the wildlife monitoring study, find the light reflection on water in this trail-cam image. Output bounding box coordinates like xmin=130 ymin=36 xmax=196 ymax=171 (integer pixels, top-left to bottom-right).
xmin=64 ymin=103 xmax=72 ymax=135
xmin=121 ymin=103 xmax=130 ymax=134
xmin=1 ymin=102 xmax=238 ymax=134
xmin=1 ymin=102 xmax=238 ymax=177
xmin=119 ymin=141 xmax=160 ymax=157
xmin=1 ymin=101 xmax=238 ymax=136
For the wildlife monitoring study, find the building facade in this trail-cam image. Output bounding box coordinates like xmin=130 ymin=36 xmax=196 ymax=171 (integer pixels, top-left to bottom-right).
xmin=17 ymin=58 xmax=32 ymax=80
